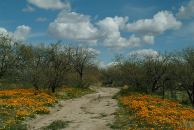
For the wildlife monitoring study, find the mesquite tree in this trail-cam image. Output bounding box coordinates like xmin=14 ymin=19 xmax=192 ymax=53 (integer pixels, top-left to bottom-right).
xmin=0 ymin=35 xmax=17 ymax=79
xmin=70 ymin=47 xmax=96 ymax=87
xmin=173 ymin=48 xmax=194 ymax=106
xmin=44 ymin=44 xmax=72 ymax=92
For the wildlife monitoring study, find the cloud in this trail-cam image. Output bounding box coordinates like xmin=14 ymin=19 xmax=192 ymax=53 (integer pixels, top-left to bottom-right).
xmin=129 ymin=49 xmax=159 ymax=58
xmin=142 ymin=35 xmax=154 ymax=44
xmin=48 ymin=11 xmax=98 ymax=41
xmin=101 ymin=34 xmax=141 ymax=49
xmin=48 ymin=13 xmax=141 ymax=49
xmin=127 ymin=11 xmax=181 ymax=35
xmin=171 ymin=21 xmax=194 ymax=40
xmin=177 ymin=0 xmax=194 ymax=19
xmin=97 ymin=61 xmax=119 ymax=68
xmin=97 ymin=16 xmax=128 ymax=32
xmin=13 ymin=25 xmax=31 ymax=41
xmin=88 ymin=48 xmax=101 ymax=55
xmin=27 ymin=0 xmax=71 ymax=10
xmin=0 ymin=25 xmax=31 ymax=41
xmin=22 ymin=5 xmax=35 ymax=12
xmin=48 ymin=10 xmax=182 ymax=49
xmin=0 ymin=28 xmax=9 ymax=35
xmin=36 ymin=17 xmax=47 ymax=22
xmin=97 ymin=16 xmax=141 ymax=48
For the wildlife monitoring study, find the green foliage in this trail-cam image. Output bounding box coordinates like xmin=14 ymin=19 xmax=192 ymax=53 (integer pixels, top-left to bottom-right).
xmin=0 ymin=35 xmax=98 ymax=93
xmin=5 ymin=124 xmax=27 ymax=130
xmin=102 ymin=47 xmax=194 ymax=105
xmin=108 ymin=105 xmax=133 ymax=130
xmin=42 ymin=120 xmax=70 ymax=130
xmin=0 ymin=80 xmax=32 ymax=90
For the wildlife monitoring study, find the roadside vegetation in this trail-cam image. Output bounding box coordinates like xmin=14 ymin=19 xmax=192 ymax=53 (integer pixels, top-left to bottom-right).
xmin=111 ymin=91 xmax=194 ymax=129
xmin=103 ymin=47 xmax=194 ymax=106
xmin=102 ymin=45 xmax=194 ymax=129
xmin=0 ymin=35 xmax=97 ymax=129
xmin=1 ymin=33 xmax=194 ymax=129
xmin=0 ymin=86 xmax=93 ymax=130
xmin=41 ymin=120 xmax=70 ymax=130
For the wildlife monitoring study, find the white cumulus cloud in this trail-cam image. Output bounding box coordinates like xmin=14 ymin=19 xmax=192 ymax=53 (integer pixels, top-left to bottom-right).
xmin=129 ymin=49 xmax=159 ymax=58
xmin=177 ymin=0 xmax=194 ymax=19
xmin=48 ymin=10 xmax=182 ymax=49
xmin=0 ymin=28 xmax=9 ymax=35
xmin=97 ymin=61 xmax=119 ymax=68
xmin=48 ymin=11 xmax=98 ymax=41
xmin=142 ymin=35 xmax=154 ymax=44
xmin=27 ymin=0 xmax=70 ymax=10
xmin=48 ymin=13 xmax=141 ymax=49
xmin=87 ymin=48 xmax=101 ymax=55
xmin=127 ymin=11 xmax=181 ymax=35
xmin=0 ymin=25 xmax=31 ymax=41
xmin=97 ymin=16 xmax=140 ymax=48
xmin=13 ymin=25 xmax=31 ymax=41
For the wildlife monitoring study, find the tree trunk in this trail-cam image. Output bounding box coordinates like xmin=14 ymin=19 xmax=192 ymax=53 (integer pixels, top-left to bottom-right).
xmin=192 ymin=82 xmax=194 ymax=107
xmin=79 ymin=72 xmax=83 ymax=87
xmin=0 ymin=73 xmax=3 ymax=79
xmin=186 ymin=89 xmax=192 ymax=105
xmin=151 ymin=80 xmax=158 ymax=93
xmin=162 ymin=83 xmax=165 ymax=99
xmin=33 ymin=82 xmax=39 ymax=90
xmin=80 ymin=72 xmax=83 ymax=81
xmin=51 ymin=86 xmax=55 ymax=93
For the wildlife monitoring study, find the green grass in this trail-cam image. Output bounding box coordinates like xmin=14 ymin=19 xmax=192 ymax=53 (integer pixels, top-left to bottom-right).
xmin=5 ymin=124 xmax=27 ymax=130
xmin=110 ymin=89 xmax=152 ymax=129
xmin=108 ymin=104 xmax=133 ymax=130
xmin=108 ymin=90 xmax=132 ymax=130
xmin=0 ymin=80 xmax=32 ymax=90
xmin=41 ymin=120 xmax=70 ymax=130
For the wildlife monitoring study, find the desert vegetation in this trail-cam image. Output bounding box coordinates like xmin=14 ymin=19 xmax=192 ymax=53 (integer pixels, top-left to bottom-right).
xmin=0 ymin=35 xmax=98 ymax=129
xmin=103 ymin=47 xmax=194 ymax=129
xmin=102 ymin=48 xmax=194 ymax=106
xmin=1 ymin=34 xmax=194 ymax=129
xmin=0 ymin=34 xmax=101 ymax=90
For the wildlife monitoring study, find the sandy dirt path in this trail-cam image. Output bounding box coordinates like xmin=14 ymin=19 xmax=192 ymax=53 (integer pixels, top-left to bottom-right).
xmin=27 ymin=87 xmax=119 ymax=130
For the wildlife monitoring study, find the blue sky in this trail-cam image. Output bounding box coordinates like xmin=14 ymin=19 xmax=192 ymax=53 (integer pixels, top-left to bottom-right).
xmin=0 ymin=0 xmax=194 ymax=65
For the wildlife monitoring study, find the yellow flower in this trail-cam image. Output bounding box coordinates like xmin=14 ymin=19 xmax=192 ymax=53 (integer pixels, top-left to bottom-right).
xmin=119 ymin=94 xmax=194 ymax=129
xmin=0 ymin=88 xmax=56 ymax=128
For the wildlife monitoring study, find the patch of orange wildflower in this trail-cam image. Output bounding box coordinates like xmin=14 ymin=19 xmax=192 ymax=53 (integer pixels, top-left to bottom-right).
xmin=119 ymin=94 xmax=194 ymax=129
xmin=0 ymin=86 xmax=93 ymax=129
xmin=0 ymin=88 xmax=56 ymax=129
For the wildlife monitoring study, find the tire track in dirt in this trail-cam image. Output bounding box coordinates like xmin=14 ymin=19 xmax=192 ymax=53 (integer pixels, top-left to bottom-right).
xmin=27 ymin=87 xmax=119 ymax=130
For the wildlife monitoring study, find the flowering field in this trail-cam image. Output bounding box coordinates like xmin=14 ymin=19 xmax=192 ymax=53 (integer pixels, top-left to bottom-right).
xmin=119 ymin=94 xmax=194 ymax=129
xmin=0 ymin=87 xmax=93 ymax=130
xmin=0 ymin=88 xmax=56 ymax=129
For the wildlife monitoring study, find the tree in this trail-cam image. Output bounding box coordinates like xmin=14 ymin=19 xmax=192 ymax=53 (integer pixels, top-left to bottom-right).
xmin=143 ymin=55 xmax=170 ymax=93
xmin=173 ymin=48 xmax=194 ymax=106
xmin=43 ymin=44 xmax=71 ymax=92
xmin=12 ymin=44 xmax=44 ymax=90
xmin=70 ymin=47 xmax=96 ymax=87
xmin=0 ymin=35 xmax=16 ymax=79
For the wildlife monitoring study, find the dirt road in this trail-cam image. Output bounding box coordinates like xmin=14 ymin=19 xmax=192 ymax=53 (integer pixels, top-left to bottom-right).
xmin=27 ymin=87 xmax=119 ymax=130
